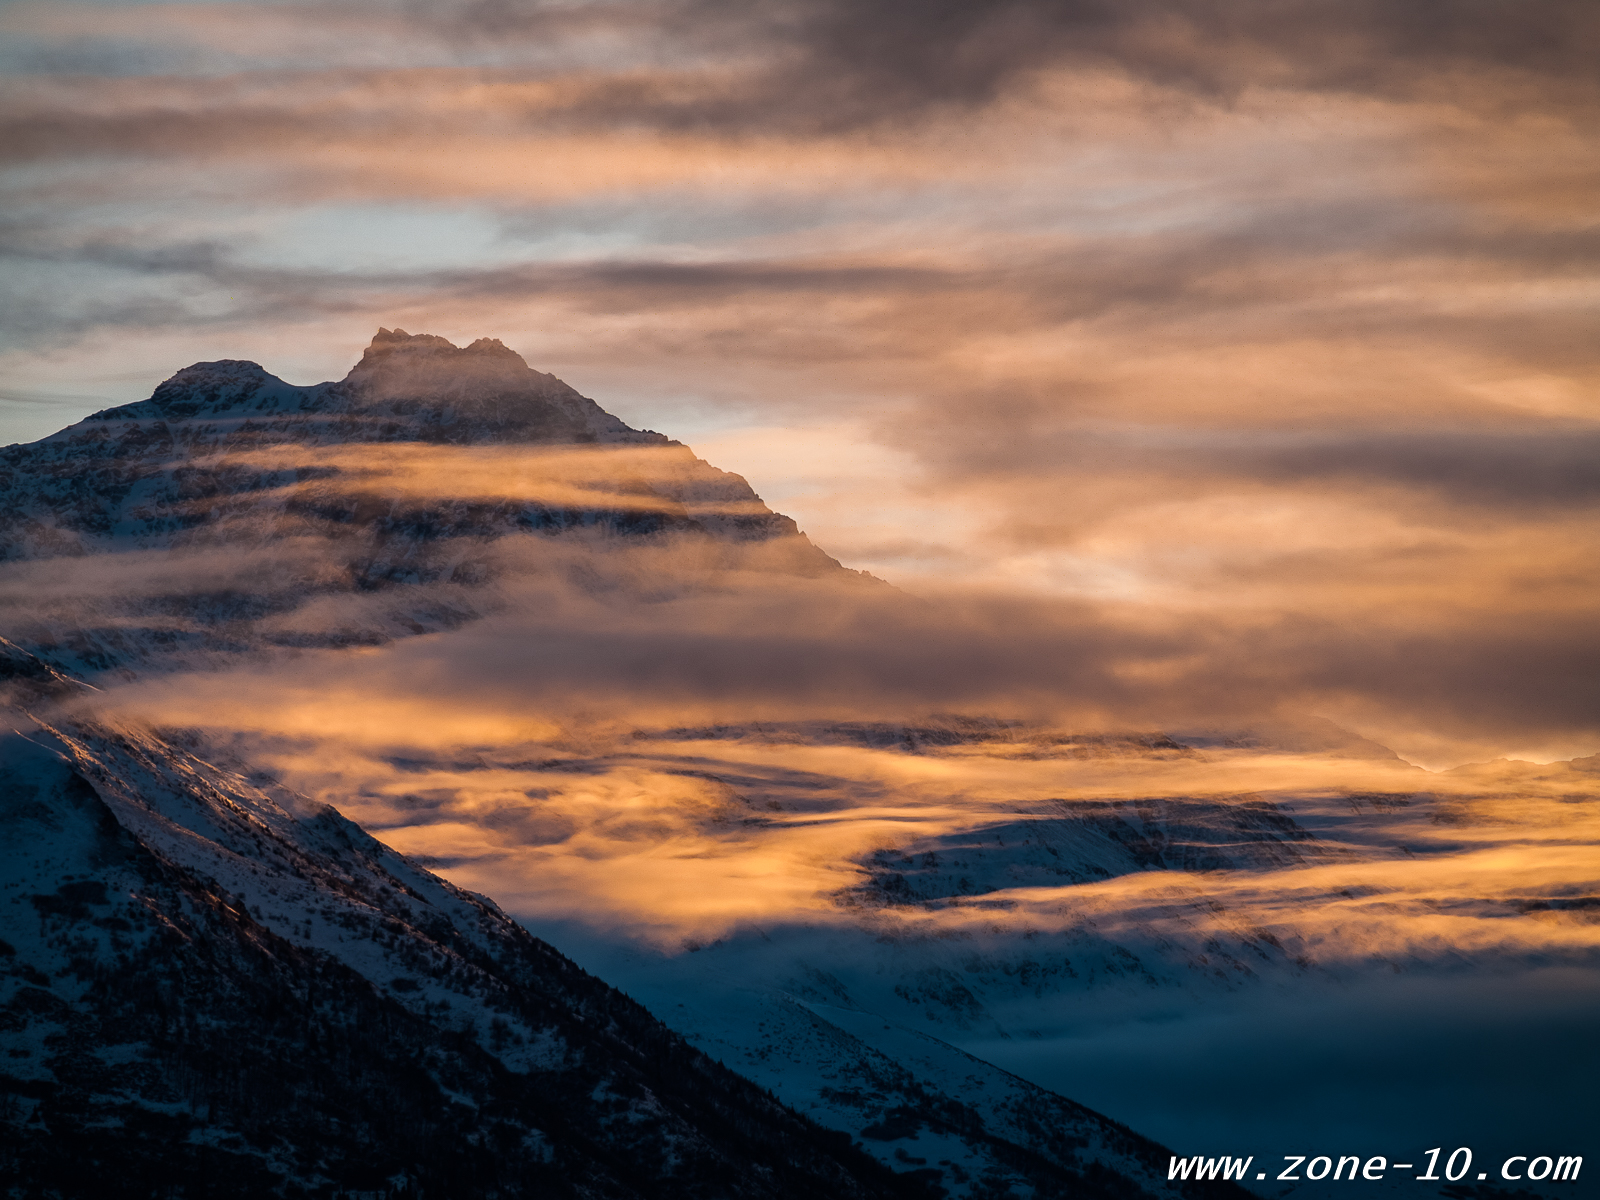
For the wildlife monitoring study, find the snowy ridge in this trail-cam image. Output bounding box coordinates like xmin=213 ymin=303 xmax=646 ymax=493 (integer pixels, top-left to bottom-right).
xmin=584 ymin=948 xmax=1242 ymax=1200
xmin=0 ymin=647 xmax=938 ymax=1197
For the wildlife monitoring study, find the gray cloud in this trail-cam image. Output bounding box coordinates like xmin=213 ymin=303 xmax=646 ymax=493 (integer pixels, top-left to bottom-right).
xmin=914 ymin=423 xmax=1600 ymax=514
xmin=765 ymin=0 xmax=1600 ymax=105
xmin=425 ymin=0 xmax=1600 ymax=131
xmin=261 ymin=556 xmax=1597 ymax=748
xmin=1232 ymin=429 xmax=1600 ymax=508
xmin=4 ymin=0 xmax=1596 ymax=171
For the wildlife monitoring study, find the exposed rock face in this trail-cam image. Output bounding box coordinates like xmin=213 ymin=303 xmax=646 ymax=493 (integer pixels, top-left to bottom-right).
xmin=0 ymin=330 xmax=852 ymax=674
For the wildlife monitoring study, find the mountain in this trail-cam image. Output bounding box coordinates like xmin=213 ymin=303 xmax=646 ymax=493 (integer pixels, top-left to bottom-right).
xmin=3 ymin=331 xmax=1592 ymax=1198
xmin=0 ymin=328 xmax=857 ymax=677
xmin=0 ymin=640 xmax=1256 ymax=1200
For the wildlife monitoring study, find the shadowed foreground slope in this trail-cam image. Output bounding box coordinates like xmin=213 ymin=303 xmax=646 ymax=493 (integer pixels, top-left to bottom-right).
xmin=0 ymin=646 xmax=932 ymax=1200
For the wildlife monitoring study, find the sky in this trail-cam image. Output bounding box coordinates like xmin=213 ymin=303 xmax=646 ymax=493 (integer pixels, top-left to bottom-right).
xmin=7 ymin=6 xmax=1597 ymax=1164
xmin=3 ymin=0 xmax=1598 ymax=765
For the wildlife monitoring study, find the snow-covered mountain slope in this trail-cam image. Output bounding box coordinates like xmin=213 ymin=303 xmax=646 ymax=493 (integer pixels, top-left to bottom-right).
xmin=2 ymin=675 xmax=1267 ymax=1197
xmin=0 ymin=644 xmax=956 ymax=1199
xmin=0 ymin=329 xmax=856 ymax=675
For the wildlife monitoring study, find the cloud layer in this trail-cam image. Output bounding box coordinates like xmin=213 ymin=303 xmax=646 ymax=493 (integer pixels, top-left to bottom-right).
xmin=2 ymin=0 xmax=1597 ymax=762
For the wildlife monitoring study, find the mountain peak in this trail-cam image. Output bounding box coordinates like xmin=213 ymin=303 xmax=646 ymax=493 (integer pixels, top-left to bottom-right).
xmin=75 ymin=329 xmax=650 ymax=446
xmin=358 ymin=327 xmax=528 ymax=370
xmin=343 ymin=328 xmax=580 ymax=414
xmin=372 ymin=325 xmax=449 ymax=347
xmin=367 ymin=327 xmax=518 ymax=352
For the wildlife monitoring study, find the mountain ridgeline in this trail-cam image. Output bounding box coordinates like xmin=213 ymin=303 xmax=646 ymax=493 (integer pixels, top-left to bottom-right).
xmin=0 ymin=640 xmax=934 ymax=1199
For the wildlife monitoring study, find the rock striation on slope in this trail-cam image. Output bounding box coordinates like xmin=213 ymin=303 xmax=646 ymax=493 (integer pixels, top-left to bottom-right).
xmin=0 ymin=641 xmax=935 ymax=1199
xmin=0 ymin=329 xmax=855 ymax=674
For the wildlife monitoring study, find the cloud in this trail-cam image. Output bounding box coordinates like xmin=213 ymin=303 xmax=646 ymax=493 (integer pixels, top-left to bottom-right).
xmin=1 ymin=0 xmax=1595 ymax=774
xmin=1203 ymin=428 xmax=1600 ymax=508
xmin=759 ymin=0 xmax=1600 ymax=112
xmin=55 ymin=520 xmax=1592 ymax=767
xmin=209 ymin=441 xmax=778 ymax=518
xmin=81 ymin=587 xmax=1600 ymax=950
xmin=415 ymin=0 xmax=1600 ymax=131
